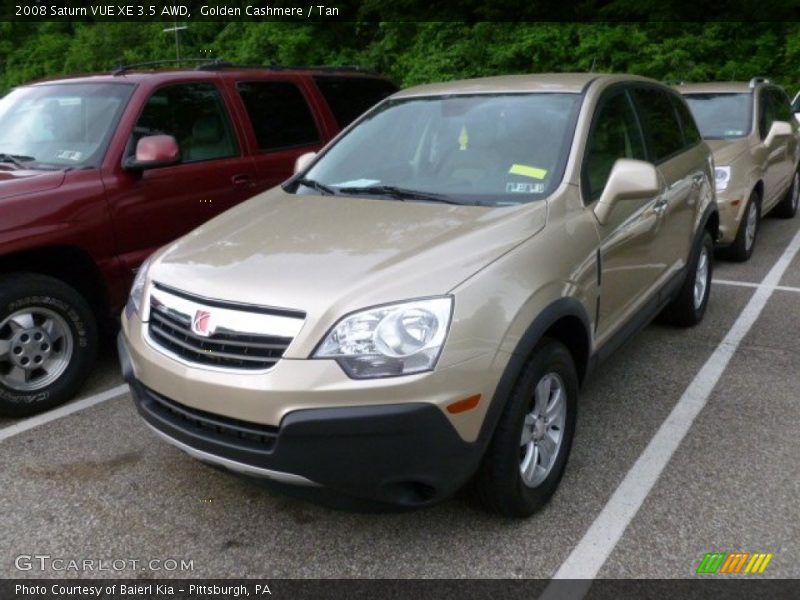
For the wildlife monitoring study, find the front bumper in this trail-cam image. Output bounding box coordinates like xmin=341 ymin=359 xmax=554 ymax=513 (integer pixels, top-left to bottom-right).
xmin=119 ymin=334 xmax=484 ymax=506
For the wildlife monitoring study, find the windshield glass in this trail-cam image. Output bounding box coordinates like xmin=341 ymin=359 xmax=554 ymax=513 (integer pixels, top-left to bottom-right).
xmin=300 ymin=93 xmax=582 ymax=206
xmin=683 ymin=93 xmax=752 ymax=139
xmin=0 ymin=83 xmax=134 ymax=168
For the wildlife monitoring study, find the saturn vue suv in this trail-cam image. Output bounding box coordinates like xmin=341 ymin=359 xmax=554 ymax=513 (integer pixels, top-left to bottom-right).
xmin=119 ymin=73 xmax=719 ymax=516
xmin=678 ymin=78 xmax=800 ymax=261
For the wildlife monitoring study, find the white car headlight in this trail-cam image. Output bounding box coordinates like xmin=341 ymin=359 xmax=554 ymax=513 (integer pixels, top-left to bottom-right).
xmin=314 ymin=297 xmax=453 ymax=379
xmin=126 ymin=256 xmax=154 ymax=317
xmin=715 ymin=166 xmax=731 ymax=192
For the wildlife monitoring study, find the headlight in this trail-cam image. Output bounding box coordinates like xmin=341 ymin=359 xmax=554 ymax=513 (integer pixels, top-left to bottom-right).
xmin=314 ymin=297 xmax=453 ymax=379
xmin=715 ymin=166 xmax=731 ymax=192
xmin=126 ymin=256 xmax=154 ymax=317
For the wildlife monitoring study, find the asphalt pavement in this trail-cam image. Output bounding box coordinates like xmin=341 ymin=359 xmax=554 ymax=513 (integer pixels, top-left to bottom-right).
xmin=1 ymin=211 xmax=798 ymax=581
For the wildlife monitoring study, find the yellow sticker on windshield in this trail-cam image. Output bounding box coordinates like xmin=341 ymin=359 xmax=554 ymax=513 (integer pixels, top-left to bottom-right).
xmin=509 ymin=164 xmax=548 ymax=180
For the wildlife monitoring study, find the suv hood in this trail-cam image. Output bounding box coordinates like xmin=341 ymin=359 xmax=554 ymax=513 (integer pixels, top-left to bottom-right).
xmin=706 ymin=138 xmax=751 ymax=165
xmin=151 ymin=187 xmax=547 ymax=321
xmin=0 ymin=169 xmax=66 ymax=199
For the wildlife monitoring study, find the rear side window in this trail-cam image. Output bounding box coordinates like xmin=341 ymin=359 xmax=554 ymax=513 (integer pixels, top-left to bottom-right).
xmin=583 ymin=90 xmax=647 ymax=203
xmin=314 ymin=76 xmax=397 ymax=128
xmin=632 ymin=88 xmax=685 ymax=162
xmin=670 ymin=95 xmax=702 ymax=147
xmin=237 ymin=81 xmax=320 ymax=152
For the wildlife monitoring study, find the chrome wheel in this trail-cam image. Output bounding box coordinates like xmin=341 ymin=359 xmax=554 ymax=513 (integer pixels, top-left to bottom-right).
xmin=744 ymin=201 xmax=758 ymax=252
xmin=519 ymin=372 xmax=567 ymax=488
xmin=791 ymin=172 xmax=799 ymax=212
xmin=693 ymin=245 xmax=710 ymax=310
xmin=0 ymin=308 xmax=73 ymax=391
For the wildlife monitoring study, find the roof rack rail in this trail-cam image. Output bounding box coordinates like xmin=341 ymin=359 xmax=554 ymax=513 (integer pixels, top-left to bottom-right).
xmin=749 ymin=76 xmax=771 ymax=88
xmin=112 ymin=59 xmax=378 ymax=76
xmin=111 ymin=58 xmax=226 ymax=76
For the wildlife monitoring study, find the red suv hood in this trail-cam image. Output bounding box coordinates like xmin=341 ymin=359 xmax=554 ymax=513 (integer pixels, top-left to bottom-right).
xmin=0 ymin=169 xmax=66 ymax=199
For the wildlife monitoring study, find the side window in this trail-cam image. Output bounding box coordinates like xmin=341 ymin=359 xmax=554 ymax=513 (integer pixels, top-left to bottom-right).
xmin=130 ymin=83 xmax=238 ymax=163
xmin=758 ymin=90 xmax=776 ymax=139
xmin=632 ymin=88 xmax=685 ymax=162
xmin=313 ymin=76 xmax=398 ymax=128
xmin=236 ymin=81 xmax=320 ymax=152
xmin=671 ymin=95 xmax=702 ymax=146
xmin=583 ymin=90 xmax=647 ymax=203
xmin=771 ymin=89 xmax=792 ymax=122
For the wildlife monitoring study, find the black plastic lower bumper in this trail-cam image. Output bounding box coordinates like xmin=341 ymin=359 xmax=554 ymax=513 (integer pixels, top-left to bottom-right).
xmin=119 ymin=333 xmax=483 ymax=506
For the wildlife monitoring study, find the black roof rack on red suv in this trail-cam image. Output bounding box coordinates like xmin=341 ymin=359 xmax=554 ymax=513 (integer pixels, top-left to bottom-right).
xmin=112 ymin=59 xmax=378 ymax=76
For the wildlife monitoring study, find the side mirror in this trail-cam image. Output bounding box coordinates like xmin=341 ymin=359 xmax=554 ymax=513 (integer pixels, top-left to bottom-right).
xmin=294 ymin=151 xmax=317 ymax=174
xmin=594 ymin=159 xmax=660 ymax=225
xmin=764 ymin=120 xmax=793 ymax=147
xmin=123 ymin=135 xmax=181 ymax=171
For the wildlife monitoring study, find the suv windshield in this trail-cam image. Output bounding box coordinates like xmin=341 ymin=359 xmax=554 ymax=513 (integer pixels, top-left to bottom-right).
xmin=0 ymin=83 xmax=134 ymax=169
xmin=298 ymin=93 xmax=581 ymax=206
xmin=683 ymin=93 xmax=752 ymax=139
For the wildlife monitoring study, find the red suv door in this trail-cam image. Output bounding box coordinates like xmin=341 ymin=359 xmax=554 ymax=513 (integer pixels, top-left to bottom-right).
xmin=101 ymin=80 xmax=258 ymax=275
xmin=227 ymin=75 xmax=331 ymax=190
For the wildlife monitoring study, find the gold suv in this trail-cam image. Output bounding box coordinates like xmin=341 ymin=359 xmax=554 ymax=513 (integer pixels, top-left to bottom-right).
xmin=119 ymin=74 xmax=718 ymax=516
xmin=678 ymin=78 xmax=800 ymax=261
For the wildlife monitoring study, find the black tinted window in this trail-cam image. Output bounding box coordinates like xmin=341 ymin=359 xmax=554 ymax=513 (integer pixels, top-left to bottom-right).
xmin=770 ymin=89 xmax=792 ymax=122
xmin=131 ymin=83 xmax=238 ymax=163
xmin=584 ymin=90 xmax=647 ymax=202
xmin=314 ymin=76 xmax=397 ymax=128
xmin=633 ymin=88 xmax=685 ymax=162
xmin=671 ymin=95 xmax=702 ymax=146
xmin=237 ymin=81 xmax=320 ymax=152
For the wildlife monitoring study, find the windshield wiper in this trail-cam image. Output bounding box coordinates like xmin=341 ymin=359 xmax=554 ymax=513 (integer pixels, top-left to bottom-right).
xmin=294 ymin=177 xmax=337 ymax=196
xmin=337 ymin=185 xmax=467 ymax=205
xmin=0 ymin=153 xmax=36 ymax=169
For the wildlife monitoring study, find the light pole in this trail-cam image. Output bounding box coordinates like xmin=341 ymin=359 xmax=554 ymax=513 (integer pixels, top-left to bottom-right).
xmin=163 ymin=21 xmax=188 ymax=62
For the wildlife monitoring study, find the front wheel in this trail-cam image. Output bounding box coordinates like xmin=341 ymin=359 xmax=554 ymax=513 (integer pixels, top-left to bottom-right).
xmin=0 ymin=274 xmax=98 ymax=417
xmin=725 ymin=192 xmax=759 ymax=262
xmin=660 ymin=230 xmax=713 ymax=327
xmin=473 ymin=338 xmax=578 ymax=517
xmin=773 ymin=170 xmax=799 ymax=219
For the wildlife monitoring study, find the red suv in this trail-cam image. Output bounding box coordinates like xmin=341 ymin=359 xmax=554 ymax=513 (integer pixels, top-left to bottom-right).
xmin=0 ymin=62 xmax=397 ymax=416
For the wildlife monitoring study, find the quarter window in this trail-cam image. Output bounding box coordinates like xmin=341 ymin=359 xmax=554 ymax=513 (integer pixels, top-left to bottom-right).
xmin=130 ymin=83 xmax=238 ymax=163
xmin=584 ymin=91 xmax=647 ymax=203
xmin=237 ymin=81 xmax=320 ymax=152
xmin=632 ymin=88 xmax=685 ymax=162
xmin=313 ymin=76 xmax=398 ymax=128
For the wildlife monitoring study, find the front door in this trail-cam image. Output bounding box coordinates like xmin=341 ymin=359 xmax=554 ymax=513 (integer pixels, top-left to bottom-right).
xmin=103 ymin=81 xmax=258 ymax=276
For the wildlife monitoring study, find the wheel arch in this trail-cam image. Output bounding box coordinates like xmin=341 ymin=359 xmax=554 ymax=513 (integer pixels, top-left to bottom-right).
xmin=0 ymin=246 xmax=110 ymax=326
xmin=477 ymin=297 xmax=592 ymax=447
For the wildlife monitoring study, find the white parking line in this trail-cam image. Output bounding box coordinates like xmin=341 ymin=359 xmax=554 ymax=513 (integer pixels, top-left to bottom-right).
xmin=714 ymin=278 xmax=800 ymax=294
xmin=544 ymin=227 xmax=800 ymax=588
xmin=0 ymin=384 xmax=129 ymax=443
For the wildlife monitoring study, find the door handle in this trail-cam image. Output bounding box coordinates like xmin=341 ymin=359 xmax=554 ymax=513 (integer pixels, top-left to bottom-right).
xmin=653 ymin=197 xmax=669 ymax=215
xmin=231 ymin=174 xmax=254 ymax=186
xmin=691 ymin=173 xmax=705 ymax=187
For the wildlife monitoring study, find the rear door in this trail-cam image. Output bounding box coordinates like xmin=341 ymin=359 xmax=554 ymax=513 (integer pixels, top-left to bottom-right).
xmin=103 ymin=80 xmax=258 ymax=275
xmin=231 ymin=77 xmax=328 ymax=190
xmin=632 ymin=87 xmax=703 ymax=278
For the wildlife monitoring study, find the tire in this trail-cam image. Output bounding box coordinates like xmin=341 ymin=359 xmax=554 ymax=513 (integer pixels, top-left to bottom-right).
xmin=660 ymin=230 xmax=713 ymax=327
xmin=473 ymin=338 xmax=578 ymax=517
xmin=0 ymin=273 xmax=97 ymax=417
xmin=725 ymin=191 xmax=759 ymax=262
xmin=773 ymin=169 xmax=799 ymax=219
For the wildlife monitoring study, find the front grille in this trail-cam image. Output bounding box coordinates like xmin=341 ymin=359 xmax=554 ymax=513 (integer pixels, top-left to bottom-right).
xmin=149 ymin=308 xmax=292 ymax=370
xmin=144 ymin=387 xmax=278 ymax=452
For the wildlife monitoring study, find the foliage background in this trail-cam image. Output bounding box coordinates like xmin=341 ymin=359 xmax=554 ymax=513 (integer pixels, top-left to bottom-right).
xmin=1 ymin=22 xmax=799 ymax=94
